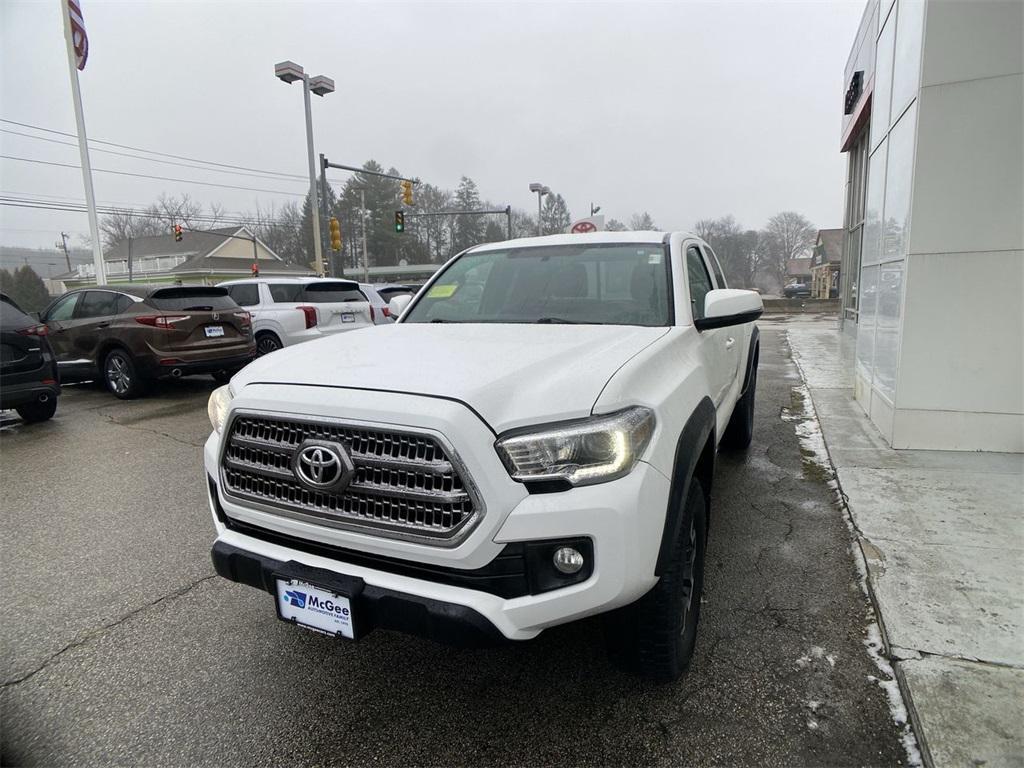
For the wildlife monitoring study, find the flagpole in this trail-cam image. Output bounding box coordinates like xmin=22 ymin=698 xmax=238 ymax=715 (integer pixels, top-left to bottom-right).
xmin=60 ymin=0 xmax=106 ymax=284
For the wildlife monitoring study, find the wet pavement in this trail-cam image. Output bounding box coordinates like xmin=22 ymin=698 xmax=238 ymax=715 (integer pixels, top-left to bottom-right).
xmin=1 ymin=325 xmax=908 ymax=766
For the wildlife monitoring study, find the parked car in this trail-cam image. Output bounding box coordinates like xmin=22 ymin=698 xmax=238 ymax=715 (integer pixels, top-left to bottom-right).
xmin=0 ymin=292 xmax=60 ymax=422
xmin=205 ymin=232 xmax=762 ymax=682
xmin=374 ymin=283 xmax=419 ymax=303
xmin=359 ymin=284 xmax=395 ymax=324
xmin=219 ymin=277 xmax=373 ymax=354
xmin=39 ymin=284 xmax=255 ymax=399
xmin=783 ymin=281 xmax=811 ymax=298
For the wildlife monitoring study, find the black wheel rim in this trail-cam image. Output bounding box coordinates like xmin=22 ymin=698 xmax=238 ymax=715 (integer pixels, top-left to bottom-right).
xmin=679 ymin=518 xmax=699 ymax=635
xmin=106 ymin=355 xmax=131 ymax=395
xmin=257 ymin=336 xmax=279 ymax=355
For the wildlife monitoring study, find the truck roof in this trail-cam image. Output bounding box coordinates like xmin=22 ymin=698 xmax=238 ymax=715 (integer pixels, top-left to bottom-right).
xmin=468 ymin=231 xmax=697 ymax=252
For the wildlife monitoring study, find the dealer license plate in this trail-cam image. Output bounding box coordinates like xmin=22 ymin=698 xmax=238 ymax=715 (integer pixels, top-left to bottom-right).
xmin=275 ymin=578 xmax=355 ymax=639
xmin=204 ymin=325 xmax=225 ymax=338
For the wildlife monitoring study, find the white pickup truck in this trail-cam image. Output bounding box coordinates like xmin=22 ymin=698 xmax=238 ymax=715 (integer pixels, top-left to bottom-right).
xmin=205 ymin=232 xmax=762 ymax=681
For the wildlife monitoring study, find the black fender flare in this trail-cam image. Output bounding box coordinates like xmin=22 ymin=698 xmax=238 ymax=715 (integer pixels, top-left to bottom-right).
xmin=655 ymin=395 xmax=716 ymax=576
xmin=740 ymin=326 xmax=760 ymax=397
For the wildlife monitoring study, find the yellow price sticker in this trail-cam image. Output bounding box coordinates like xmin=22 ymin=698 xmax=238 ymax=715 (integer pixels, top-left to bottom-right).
xmin=427 ymin=284 xmax=459 ymax=299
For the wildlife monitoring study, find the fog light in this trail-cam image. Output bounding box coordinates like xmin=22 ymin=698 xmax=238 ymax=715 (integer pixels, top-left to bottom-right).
xmin=553 ymin=546 xmax=584 ymax=575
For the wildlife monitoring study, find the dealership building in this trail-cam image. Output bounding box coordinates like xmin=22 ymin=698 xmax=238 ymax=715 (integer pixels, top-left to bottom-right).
xmin=837 ymin=0 xmax=1023 ymax=452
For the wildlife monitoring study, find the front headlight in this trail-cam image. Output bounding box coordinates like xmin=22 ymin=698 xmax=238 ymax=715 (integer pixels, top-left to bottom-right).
xmin=207 ymin=384 xmax=234 ymax=434
xmin=495 ymin=406 xmax=655 ymax=487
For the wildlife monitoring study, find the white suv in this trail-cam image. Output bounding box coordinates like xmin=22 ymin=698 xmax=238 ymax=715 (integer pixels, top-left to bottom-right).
xmin=219 ymin=277 xmax=373 ymax=355
xmin=205 ymin=232 xmax=761 ymax=681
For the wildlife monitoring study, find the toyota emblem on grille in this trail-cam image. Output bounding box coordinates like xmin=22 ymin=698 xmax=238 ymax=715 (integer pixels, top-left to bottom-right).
xmin=292 ymin=440 xmax=355 ymax=492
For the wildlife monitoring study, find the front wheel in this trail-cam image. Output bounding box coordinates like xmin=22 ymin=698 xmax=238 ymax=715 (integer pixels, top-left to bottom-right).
xmin=16 ymin=397 xmax=57 ymax=423
xmin=103 ymin=349 xmax=146 ymax=400
xmin=605 ymin=478 xmax=708 ymax=683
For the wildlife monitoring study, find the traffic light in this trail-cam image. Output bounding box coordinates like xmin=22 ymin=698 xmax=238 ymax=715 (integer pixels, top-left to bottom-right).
xmin=173 ymin=224 xmax=183 ymax=242
xmin=329 ymin=217 xmax=342 ymax=251
xmin=400 ymin=180 xmax=414 ymax=207
xmin=394 ymin=210 xmax=405 ymax=233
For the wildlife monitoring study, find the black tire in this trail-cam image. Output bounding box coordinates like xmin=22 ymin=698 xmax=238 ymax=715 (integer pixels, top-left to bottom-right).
xmin=721 ymin=350 xmax=757 ymax=449
xmin=605 ymin=478 xmax=708 ymax=683
xmin=211 ymin=369 xmax=236 ymax=384
xmin=15 ymin=397 xmax=57 ymax=423
xmin=103 ymin=348 xmax=146 ymax=400
xmin=255 ymin=332 xmax=282 ymax=356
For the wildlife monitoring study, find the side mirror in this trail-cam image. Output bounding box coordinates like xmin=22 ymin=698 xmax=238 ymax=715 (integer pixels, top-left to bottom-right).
xmin=388 ymin=294 xmax=412 ymax=319
xmin=30 ymin=311 xmax=42 ymax=322
xmin=695 ymin=289 xmax=763 ymax=331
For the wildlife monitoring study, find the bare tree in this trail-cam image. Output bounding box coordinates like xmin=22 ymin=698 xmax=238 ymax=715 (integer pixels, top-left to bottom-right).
xmin=760 ymin=211 xmax=816 ymax=289
xmin=629 ymin=211 xmax=657 ymax=230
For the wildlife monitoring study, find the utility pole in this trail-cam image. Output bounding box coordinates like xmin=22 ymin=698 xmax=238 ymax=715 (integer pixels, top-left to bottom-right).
xmin=57 ymin=232 xmax=72 ymax=272
xmin=360 ymin=189 xmax=369 ymax=283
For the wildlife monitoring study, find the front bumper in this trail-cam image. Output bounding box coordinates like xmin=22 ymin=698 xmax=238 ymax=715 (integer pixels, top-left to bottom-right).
xmin=212 ymin=540 xmax=506 ymax=646
xmin=204 ymin=384 xmax=672 ymax=642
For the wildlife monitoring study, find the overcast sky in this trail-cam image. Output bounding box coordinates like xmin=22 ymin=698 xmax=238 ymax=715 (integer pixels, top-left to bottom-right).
xmin=1 ymin=0 xmax=863 ymax=251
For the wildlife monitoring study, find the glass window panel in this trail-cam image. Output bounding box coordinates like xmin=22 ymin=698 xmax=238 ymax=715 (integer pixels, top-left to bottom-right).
xmin=871 ymin=13 xmax=896 ymax=150
xmin=873 ymin=260 xmax=904 ymax=401
xmin=863 ymin=139 xmax=887 ymax=266
xmin=891 ymin=0 xmax=925 ymax=118
xmin=856 ymin=265 xmax=880 ymax=378
xmin=882 ymin=103 xmax=917 ymax=261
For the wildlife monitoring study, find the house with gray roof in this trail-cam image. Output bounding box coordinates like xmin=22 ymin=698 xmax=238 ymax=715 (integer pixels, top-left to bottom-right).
xmin=56 ymin=226 xmax=314 ymax=289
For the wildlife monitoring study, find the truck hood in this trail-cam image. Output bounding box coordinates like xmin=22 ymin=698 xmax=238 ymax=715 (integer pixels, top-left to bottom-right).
xmin=232 ymin=324 xmax=670 ymax=433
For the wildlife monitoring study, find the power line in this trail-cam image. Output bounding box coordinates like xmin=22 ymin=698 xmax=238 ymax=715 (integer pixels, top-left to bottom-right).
xmin=0 ymin=189 xmax=276 ymax=219
xmin=0 ymin=196 xmax=290 ymax=228
xmin=0 ymin=118 xmax=309 ymax=181
xmin=0 ymin=128 xmax=309 ymax=185
xmin=0 ymin=154 xmax=308 ymax=197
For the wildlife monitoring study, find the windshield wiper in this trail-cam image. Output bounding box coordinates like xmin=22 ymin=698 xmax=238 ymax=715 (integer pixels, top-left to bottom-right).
xmin=536 ymin=317 xmax=585 ymax=324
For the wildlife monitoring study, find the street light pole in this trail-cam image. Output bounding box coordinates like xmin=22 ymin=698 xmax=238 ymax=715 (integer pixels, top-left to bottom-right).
xmin=529 ymin=182 xmax=550 ymax=237
xmin=275 ymin=61 xmax=334 ymax=277
xmin=360 ymin=188 xmax=369 ymax=284
xmin=300 ymin=74 xmax=323 ymax=276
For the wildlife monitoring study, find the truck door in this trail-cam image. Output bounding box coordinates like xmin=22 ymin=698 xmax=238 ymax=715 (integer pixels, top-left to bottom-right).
xmin=685 ymin=245 xmax=732 ymax=420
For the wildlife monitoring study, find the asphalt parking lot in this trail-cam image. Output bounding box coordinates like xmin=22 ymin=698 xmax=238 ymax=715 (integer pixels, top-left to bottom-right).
xmin=1 ymin=324 xmax=906 ymax=766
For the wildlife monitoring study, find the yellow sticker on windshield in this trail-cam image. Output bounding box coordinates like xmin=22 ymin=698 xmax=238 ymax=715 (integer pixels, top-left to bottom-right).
xmin=428 ymin=284 xmax=458 ymax=298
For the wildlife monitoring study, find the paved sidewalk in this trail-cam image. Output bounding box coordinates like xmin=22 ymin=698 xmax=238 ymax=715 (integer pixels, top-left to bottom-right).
xmin=783 ymin=316 xmax=1024 ymax=768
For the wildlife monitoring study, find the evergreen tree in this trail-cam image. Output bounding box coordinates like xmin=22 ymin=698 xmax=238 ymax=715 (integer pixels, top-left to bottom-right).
xmin=451 ymin=177 xmax=484 ymax=254
xmin=10 ymin=266 xmax=52 ymax=312
xmin=606 ymin=219 xmax=628 ymax=231
xmin=0 ymin=268 xmax=13 ymax=297
xmin=298 ymin=175 xmax=339 ymax=268
xmin=540 ymin=193 xmax=571 ymax=235
xmin=483 ymin=220 xmax=506 ymax=243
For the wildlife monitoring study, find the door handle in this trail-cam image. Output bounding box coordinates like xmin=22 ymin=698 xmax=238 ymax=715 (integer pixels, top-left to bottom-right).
xmin=96 ymin=322 xmax=110 ymax=328
xmin=725 ymin=337 xmax=736 ymax=349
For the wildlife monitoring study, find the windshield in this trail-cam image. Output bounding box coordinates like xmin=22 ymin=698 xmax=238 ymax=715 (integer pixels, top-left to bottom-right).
xmin=403 ymin=243 xmax=671 ymax=326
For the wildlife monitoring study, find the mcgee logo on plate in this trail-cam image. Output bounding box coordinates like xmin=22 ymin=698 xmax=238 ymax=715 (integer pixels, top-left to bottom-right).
xmin=282 ymin=590 xmax=307 ymax=609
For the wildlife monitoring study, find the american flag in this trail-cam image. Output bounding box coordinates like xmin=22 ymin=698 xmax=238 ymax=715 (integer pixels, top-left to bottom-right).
xmin=67 ymin=0 xmax=89 ymax=70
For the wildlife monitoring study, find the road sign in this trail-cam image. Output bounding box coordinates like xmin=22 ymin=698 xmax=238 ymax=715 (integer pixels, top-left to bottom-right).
xmin=569 ymin=215 xmax=605 ymax=233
